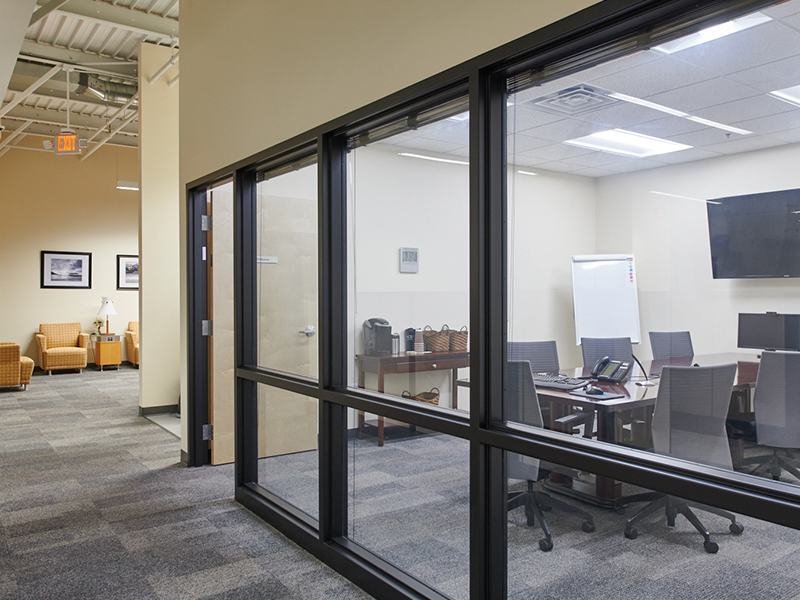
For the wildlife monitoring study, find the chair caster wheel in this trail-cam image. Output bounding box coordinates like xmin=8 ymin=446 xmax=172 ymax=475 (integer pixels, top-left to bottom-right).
xmin=582 ymin=521 xmax=595 ymax=533
xmin=539 ymin=539 xmax=553 ymax=552
xmin=703 ymin=540 xmax=719 ymax=554
xmin=729 ymin=522 xmax=744 ymax=535
xmin=624 ymin=526 xmax=638 ymax=539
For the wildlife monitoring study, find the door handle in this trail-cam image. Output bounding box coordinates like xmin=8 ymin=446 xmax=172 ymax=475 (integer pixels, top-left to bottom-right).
xmin=298 ymin=325 xmax=316 ymax=337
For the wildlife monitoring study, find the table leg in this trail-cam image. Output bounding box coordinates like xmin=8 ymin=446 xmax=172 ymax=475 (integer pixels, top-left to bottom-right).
xmin=377 ymin=370 xmax=385 ymax=447
xmin=595 ymin=410 xmax=622 ymax=500
xmin=452 ymin=368 xmax=458 ymax=410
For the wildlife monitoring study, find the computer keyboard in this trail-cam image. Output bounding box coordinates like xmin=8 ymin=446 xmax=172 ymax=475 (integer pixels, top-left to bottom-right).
xmin=533 ymin=373 xmax=588 ymax=390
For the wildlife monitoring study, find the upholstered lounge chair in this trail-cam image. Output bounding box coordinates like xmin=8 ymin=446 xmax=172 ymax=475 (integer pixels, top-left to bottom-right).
xmin=0 ymin=343 xmax=34 ymax=390
xmin=35 ymin=323 xmax=88 ymax=374
xmin=125 ymin=321 xmax=139 ymax=367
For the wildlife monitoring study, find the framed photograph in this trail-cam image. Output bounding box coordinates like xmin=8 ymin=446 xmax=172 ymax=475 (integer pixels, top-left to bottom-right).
xmin=40 ymin=251 xmax=92 ymax=289
xmin=117 ymin=254 xmax=139 ymax=290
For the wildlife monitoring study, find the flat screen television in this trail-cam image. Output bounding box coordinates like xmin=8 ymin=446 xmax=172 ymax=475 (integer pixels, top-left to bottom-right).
xmin=738 ymin=313 xmax=800 ymax=351
xmin=707 ymin=188 xmax=800 ymax=279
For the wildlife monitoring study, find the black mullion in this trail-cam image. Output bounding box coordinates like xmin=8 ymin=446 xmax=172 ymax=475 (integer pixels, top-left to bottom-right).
xmin=469 ymin=62 xmax=508 ymax=600
xmin=319 ymin=132 xmax=349 ymax=541
xmin=234 ymin=167 xmax=259 ymax=487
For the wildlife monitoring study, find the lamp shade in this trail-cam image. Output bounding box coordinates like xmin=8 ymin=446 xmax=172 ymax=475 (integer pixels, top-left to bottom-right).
xmin=97 ymin=296 xmax=118 ymax=318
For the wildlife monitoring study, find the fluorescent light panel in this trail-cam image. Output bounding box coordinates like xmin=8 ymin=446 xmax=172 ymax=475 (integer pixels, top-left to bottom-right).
xmin=651 ymin=12 xmax=771 ymax=54
xmin=769 ymin=85 xmax=800 ymax=108
xmin=609 ymin=91 xmax=751 ymax=136
xmin=609 ymin=92 xmax=688 ymax=117
xmin=685 ymin=116 xmax=752 ymax=136
xmin=649 ymin=190 xmax=721 ymax=204
xmin=564 ymin=129 xmax=691 ymax=157
xmin=517 ymin=170 xmax=538 ymax=176
xmin=398 ymin=152 xmax=468 ymax=165
xmin=116 ymin=180 xmax=140 ymax=191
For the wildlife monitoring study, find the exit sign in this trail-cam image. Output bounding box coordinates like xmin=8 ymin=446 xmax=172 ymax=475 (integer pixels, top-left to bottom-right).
xmin=55 ymin=131 xmax=79 ymax=154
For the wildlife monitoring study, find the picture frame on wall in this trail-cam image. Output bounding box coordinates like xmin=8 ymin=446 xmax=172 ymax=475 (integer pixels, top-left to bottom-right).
xmin=40 ymin=251 xmax=92 ymax=289
xmin=117 ymin=254 xmax=139 ymax=290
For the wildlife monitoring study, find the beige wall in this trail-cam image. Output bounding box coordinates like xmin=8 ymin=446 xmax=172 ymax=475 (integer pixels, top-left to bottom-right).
xmin=178 ymin=0 xmax=600 ymax=450
xmin=139 ymin=42 xmax=180 ymax=409
xmin=0 ymin=145 xmax=139 ymax=364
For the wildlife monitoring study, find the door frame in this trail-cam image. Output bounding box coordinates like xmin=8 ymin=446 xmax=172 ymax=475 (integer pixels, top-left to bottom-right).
xmin=187 ymin=185 xmax=211 ymax=467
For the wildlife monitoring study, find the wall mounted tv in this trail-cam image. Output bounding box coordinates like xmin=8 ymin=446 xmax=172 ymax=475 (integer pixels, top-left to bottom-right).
xmin=707 ymin=188 xmax=800 ymax=279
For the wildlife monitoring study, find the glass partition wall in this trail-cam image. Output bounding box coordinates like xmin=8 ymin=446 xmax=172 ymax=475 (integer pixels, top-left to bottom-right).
xmin=191 ymin=1 xmax=800 ymax=598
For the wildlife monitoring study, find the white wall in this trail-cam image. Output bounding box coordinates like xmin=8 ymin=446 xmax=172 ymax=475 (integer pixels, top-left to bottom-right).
xmin=596 ymin=142 xmax=800 ymax=360
xmin=0 ymin=145 xmax=139 ymax=365
xmin=139 ymin=42 xmax=180 ymax=410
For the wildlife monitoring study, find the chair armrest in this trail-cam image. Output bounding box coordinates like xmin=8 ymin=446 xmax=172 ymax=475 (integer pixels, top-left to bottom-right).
xmin=20 ymin=357 xmax=34 ymax=384
xmin=77 ymin=333 xmax=90 ymax=348
xmin=35 ymin=334 xmax=47 ymax=366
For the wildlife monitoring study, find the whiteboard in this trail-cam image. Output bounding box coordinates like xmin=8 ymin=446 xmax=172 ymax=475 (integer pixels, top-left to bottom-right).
xmin=571 ymin=254 xmax=641 ymax=345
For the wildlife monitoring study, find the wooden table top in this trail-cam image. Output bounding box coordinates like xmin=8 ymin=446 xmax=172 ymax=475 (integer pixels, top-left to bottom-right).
xmin=538 ymin=352 xmax=760 ymax=412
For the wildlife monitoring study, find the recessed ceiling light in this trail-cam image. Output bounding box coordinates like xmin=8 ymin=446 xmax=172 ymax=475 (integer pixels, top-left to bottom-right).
xmin=685 ymin=116 xmax=752 ymax=135
xmin=116 ymin=180 xmax=140 ymax=191
xmin=398 ymin=152 xmax=469 ymax=165
xmin=649 ymin=190 xmax=721 ymax=204
xmin=769 ymin=84 xmax=800 ymax=108
xmin=651 ymin=12 xmax=771 ymax=54
xmin=608 ymin=92 xmax=688 ymax=117
xmin=517 ymin=170 xmax=538 ymax=176
xmin=564 ymin=129 xmax=692 ymax=158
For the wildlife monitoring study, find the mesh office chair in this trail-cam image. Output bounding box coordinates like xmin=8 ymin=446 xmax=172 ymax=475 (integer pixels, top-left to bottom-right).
xmin=505 ymin=360 xmax=595 ymax=551
xmin=509 ymin=341 xmax=594 ymax=438
xmin=739 ymin=351 xmax=800 ymax=482
xmin=508 ymin=341 xmax=560 ymax=373
xmin=623 ymin=364 xmax=743 ymax=553
xmin=649 ymin=331 xmax=694 ymax=360
xmin=580 ymin=337 xmax=633 ymax=370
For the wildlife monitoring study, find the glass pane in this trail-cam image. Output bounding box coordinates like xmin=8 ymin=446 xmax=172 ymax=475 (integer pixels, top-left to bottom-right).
xmin=347 ymin=97 xmax=471 ymax=426
xmin=347 ymin=408 xmax=469 ymax=599
xmin=505 ymin=0 xmax=800 ymax=499
xmin=506 ymin=449 xmax=800 ymax=599
xmin=256 ymin=161 xmax=318 ymax=378
xmin=256 ymin=384 xmax=319 ymax=519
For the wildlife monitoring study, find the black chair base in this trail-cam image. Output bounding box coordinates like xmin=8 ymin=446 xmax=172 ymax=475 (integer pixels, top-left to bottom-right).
xmin=622 ymin=494 xmax=743 ymax=553
xmin=739 ymin=448 xmax=800 ymax=482
xmin=508 ymin=481 xmax=595 ymax=552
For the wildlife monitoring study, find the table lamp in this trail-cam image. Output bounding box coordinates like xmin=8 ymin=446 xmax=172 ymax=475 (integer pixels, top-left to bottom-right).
xmin=97 ymin=297 xmax=118 ymax=335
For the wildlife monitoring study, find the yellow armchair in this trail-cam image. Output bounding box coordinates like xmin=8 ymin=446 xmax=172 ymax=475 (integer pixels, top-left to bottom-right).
xmin=125 ymin=321 xmax=139 ymax=366
xmin=36 ymin=323 xmax=88 ymax=374
xmin=0 ymin=343 xmax=34 ymax=390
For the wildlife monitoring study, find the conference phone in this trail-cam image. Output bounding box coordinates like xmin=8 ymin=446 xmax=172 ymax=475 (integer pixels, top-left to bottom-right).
xmin=591 ymin=356 xmax=631 ymax=383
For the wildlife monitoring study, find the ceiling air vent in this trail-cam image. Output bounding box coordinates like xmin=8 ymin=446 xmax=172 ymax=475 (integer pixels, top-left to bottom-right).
xmin=529 ymin=84 xmax=617 ymax=116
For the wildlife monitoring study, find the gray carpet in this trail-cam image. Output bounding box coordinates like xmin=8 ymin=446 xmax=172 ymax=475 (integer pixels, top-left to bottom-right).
xmin=0 ymin=367 xmax=370 ymax=600
xmin=260 ymin=425 xmax=800 ymax=600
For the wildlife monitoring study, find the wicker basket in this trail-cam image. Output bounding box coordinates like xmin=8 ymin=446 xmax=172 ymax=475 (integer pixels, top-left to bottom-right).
xmin=402 ymin=387 xmax=440 ymax=406
xmin=449 ymin=326 xmax=468 ymax=352
xmin=423 ymin=325 xmax=451 ymax=353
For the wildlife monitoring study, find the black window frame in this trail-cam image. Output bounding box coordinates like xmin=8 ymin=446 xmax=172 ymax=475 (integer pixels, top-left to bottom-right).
xmin=185 ymin=1 xmax=799 ymax=598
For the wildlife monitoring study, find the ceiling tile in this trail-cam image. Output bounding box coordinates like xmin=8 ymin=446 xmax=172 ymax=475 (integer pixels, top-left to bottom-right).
xmin=632 ymin=115 xmax=707 ymax=138
xmin=667 ymin=127 xmax=751 ymax=147
xmin=570 ymin=167 xmax=617 ymax=178
xmin=578 ymin=50 xmax=660 ymax=81
xmin=727 ymin=53 xmax=800 ymax=92
xmin=645 ymin=77 xmax=761 ymax=112
xmin=507 ymin=132 xmax=554 ymax=153
xmin=733 ymin=110 xmax=800 ymax=135
xmin=649 ymin=147 xmax=721 ymax=164
xmin=508 ymin=104 xmax=565 ymax=133
xmin=702 ymin=134 xmax=787 ymax=155
xmin=764 ymin=2 xmax=800 ymax=19
xmin=692 ymin=94 xmax=794 ymax=124
xmin=587 ymin=55 xmax=716 ymax=98
xmin=666 ymin=21 xmax=800 ymax=75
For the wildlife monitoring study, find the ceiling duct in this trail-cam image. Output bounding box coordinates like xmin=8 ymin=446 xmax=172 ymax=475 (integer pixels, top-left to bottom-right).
xmin=529 ymin=84 xmax=617 ymax=116
xmin=75 ymin=72 xmax=137 ymax=106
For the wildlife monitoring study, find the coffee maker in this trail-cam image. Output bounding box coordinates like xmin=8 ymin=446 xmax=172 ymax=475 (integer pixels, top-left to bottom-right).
xmin=363 ymin=318 xmax=393 ymax=356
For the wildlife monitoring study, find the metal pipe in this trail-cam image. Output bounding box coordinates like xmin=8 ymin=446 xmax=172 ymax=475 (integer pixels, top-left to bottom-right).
xmin=80 ymin=111 xmax=138 ymax=161
xmin=0 ymin=65 xmax=62 ymax=119
xmin=147 ymin=51 xmax=179 ymax=84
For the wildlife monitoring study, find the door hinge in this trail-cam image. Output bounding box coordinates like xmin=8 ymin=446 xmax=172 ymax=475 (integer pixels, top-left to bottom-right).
xmin=201 ymin=319 xmax=212 ymax=336
xmin=202 ymin=423 xmax=213 ymax=441
xmin=201 ymin=214 xmax=211 ymax=231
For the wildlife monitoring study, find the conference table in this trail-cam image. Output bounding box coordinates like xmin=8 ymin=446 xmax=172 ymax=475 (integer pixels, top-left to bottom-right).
xmin=535 ymin=352 xmax=760 ymax=506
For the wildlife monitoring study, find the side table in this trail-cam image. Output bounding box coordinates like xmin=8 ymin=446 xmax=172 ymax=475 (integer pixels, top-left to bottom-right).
xmin=93 ymin=333 xmax=122 ymax=371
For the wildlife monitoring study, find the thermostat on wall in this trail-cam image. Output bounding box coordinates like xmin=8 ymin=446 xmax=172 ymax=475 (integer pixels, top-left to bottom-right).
xmin=399 ymin=247 xmax=419 ymax=273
